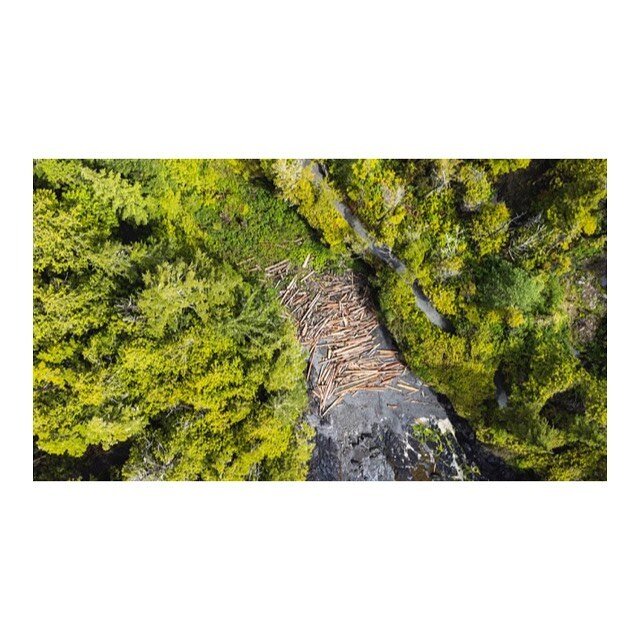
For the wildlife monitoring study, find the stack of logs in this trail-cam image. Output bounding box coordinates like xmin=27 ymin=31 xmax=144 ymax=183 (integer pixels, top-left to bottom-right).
xmin=266 ymin=257 xmax=408 ymax=416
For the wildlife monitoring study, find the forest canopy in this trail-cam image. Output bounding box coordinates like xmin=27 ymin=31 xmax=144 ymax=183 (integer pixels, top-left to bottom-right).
xmin=33 ymin=160 xmax=318 ymax=479
xmin=33 ymin=158 xmax=607 ymax=481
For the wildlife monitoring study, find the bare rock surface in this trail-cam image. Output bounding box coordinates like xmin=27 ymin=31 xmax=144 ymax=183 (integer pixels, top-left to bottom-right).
xmin=264 ymin=256 xmax=521 ymax=481
xmin=307 ymin=325 xmax=479 ymax=481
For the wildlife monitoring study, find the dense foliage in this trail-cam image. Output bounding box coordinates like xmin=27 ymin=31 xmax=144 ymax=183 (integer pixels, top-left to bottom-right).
xmin=33 ymin=158 xmax=606 ymax=480
xmin=323 ymin=159 xmax=607 ymax=480
xmin=33 ymin=159 xmax=322 ymax=480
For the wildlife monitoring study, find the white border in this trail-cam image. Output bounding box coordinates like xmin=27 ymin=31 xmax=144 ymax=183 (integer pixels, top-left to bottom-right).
xmin=2 ymin=2 xmax=637 ymax=639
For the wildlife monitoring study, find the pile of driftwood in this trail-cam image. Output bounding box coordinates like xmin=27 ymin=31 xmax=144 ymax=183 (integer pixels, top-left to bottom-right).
xmin=266 ymin=257 xmax=407 ymax=415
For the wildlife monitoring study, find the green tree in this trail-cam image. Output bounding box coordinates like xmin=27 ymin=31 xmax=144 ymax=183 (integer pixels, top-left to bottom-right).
xmin=543 ymin=159 xmax=606 ymax=238
xmin=34 ymin=159 xmax=315 ymax=479
xmin=456 ymin=163 xmax=493 ymax=210
xmin=475 ymin=256 xmax=543 ymax=313
xmin=469 ymin=201 xmax=511 ymax=257
xmin=34 ymin=160 xmax=150 ymax=455
xmin=346 ymin=159 xmax=407 ymax=247
xmin=120 ymin=256 xmax=310 ymax=480
xmin=483 ymin=159 xmax=530 ymax=177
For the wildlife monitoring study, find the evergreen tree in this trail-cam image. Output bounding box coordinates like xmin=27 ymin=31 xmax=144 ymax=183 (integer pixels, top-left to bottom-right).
xmin=33 ymin=160 xmax=314 ymax=479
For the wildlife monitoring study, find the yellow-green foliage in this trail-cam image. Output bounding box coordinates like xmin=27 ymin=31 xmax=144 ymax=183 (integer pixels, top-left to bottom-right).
xmin=34 ymin=158 xmax=606 ymax=481
xmin=265 ymin=160 xmax=354 ymax=251
xmin=104 ymin=159 xmax=334 ymax=272
xmin=367 ymin=160 xmax=606 ymax=479
xmin=33 ymin=159 xmax=316 ymax=479
xmin=505 ymin=308 xmax=526 ymax=328
xmin=120 ymin=256 xmax=310 ymax=480
xmin=347 ymin=159 xmax=407 ymax=247
xmin=489 ymin=325 xmax=606 ymax=459
xmin=520 ymin=332 xmax=579 ymax=407
xmin=331 ymin=159 xmax=605 ymax=480
xmin=476 ymin=420 xmax=605 ymax=480
xmin=483 ymin=159 xmax=531 ymax=177
xmin=509 ymin=159 xmax=607 ymax=267
xmin=584 ymin=376 xmax=607 ymax=430
xmin=428 ymin=283 xmax=459 ymax=316
xmin=396 ymin=186 xmax=467 ymax=288
xmin=469 ymin=202 xmax=511 ymax=256
xmin=543 ymin=159 xmax=606 ymax=238
xmin=456 ymin=163 xmax=493 ymax=210
xmin=377 ymin=270 xmax=494 ymax=421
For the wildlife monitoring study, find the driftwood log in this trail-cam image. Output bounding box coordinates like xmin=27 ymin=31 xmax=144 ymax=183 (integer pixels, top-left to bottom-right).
xmin=266 ymin=259 xmax=406 ymax=415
